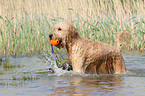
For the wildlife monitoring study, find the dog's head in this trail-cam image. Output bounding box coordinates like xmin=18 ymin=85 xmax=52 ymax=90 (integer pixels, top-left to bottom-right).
xmin=49 ymin=22 xmax=79 ymax=48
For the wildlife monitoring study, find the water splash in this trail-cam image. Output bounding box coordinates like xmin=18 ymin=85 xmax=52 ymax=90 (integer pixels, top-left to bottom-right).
xmin=43 ymin=50 xmax=72 ymax=76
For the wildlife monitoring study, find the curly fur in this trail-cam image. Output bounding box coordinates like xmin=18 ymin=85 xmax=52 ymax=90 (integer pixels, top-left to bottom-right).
xmin=49 ymin=22 xmax=130 ymax=74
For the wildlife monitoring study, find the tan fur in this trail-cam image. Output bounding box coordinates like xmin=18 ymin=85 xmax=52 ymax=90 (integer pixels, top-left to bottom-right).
xmin=49 ymin=22 xmax=130 ymax=74
xmin=115 ymin=30 xmax=130 ymax=51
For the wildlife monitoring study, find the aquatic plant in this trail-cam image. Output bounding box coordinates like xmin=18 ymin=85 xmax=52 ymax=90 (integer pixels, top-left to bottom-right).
xmin=0 ymin=0 xmax=144 ymax=57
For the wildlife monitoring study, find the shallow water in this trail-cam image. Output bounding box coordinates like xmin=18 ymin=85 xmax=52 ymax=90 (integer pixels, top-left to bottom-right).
xmin=0 ymin=53 xmax=145 ymax=96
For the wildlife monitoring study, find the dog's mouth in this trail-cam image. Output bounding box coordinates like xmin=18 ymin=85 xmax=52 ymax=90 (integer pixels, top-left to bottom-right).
xmin=49 ymin=38 xmax=63 ymax=48
xmin=56 ymin=38 xmax=62 ymax=48
xmin=49 ymin=34 xmax=64 ymax=48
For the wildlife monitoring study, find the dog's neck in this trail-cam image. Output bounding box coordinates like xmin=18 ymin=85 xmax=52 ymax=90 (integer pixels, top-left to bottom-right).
xmin=65 ymin=33 xmax=80 ymax=54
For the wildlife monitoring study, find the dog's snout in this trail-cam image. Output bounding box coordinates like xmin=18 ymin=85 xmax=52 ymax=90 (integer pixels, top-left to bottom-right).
xmin=49 ymin=34 xmax=53 ymax=39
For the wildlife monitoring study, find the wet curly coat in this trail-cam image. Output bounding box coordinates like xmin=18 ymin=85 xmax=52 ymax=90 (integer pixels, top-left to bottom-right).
xmin=49 ymin=22 xmax=130 ymax=74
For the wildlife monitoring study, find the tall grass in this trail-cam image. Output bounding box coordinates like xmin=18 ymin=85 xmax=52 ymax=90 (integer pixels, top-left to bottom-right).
xmin=0 ymin=0 xmax=145 ymax=57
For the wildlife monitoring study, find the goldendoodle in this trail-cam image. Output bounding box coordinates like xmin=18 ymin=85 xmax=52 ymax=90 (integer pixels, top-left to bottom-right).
xmin=49 ymin=22 xmax=130 ymax=74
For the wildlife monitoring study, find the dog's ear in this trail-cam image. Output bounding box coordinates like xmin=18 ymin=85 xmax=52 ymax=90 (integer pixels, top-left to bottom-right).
xmin=66 ymin=25 xmax=79 ymax=49
xmin=69 ymin=26 xmax=79 ymax=39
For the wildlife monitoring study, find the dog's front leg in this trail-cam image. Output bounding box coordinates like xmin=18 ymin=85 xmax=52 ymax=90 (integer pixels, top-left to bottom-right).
xmin=70 ymin=56 xmax=85 ymax=74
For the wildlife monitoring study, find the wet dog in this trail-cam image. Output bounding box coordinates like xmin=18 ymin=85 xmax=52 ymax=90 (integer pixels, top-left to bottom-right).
xmin=49 ymin=22 xmax=130 ymax=74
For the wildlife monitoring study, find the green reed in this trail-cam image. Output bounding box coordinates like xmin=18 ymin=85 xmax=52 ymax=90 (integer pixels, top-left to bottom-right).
xmin=0 ymin=15 xmax=52 ymax=56
xmin=0 ymin=0 xmax=144 ymax=57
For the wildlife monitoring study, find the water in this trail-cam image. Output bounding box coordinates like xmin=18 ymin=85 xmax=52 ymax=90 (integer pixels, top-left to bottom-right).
xmin=0 ymin=53 xmax=145 ymax=96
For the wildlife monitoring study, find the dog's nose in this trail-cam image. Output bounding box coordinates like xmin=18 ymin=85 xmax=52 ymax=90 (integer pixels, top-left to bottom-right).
xmin=49 ymin=34 xmax=53 ymax=39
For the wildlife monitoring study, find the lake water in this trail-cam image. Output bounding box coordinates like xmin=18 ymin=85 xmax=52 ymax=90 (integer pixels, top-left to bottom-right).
xmin=0 ymin=53 xmax=145 ymax=96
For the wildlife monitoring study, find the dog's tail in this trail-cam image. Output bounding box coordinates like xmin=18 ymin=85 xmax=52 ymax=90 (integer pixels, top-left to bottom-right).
xmin=115 ymin=30 xmax=130 ymax=52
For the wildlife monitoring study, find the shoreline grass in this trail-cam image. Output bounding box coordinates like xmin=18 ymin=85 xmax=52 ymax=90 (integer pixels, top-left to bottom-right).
xmin=0 ymin=0 xmax=145 ymax=57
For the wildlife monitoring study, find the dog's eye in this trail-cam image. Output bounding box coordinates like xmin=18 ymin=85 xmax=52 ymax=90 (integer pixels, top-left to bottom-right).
xmin=58 ymin=28 xmax=62 ymax=31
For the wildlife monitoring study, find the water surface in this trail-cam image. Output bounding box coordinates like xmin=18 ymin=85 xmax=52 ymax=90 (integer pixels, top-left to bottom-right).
xmin=0 ymin=53 xmax=145 ymax=96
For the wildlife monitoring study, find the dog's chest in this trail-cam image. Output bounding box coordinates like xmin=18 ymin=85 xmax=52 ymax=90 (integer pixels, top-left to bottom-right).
xmin=69 ymin=43 xmax=85 ymax=61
